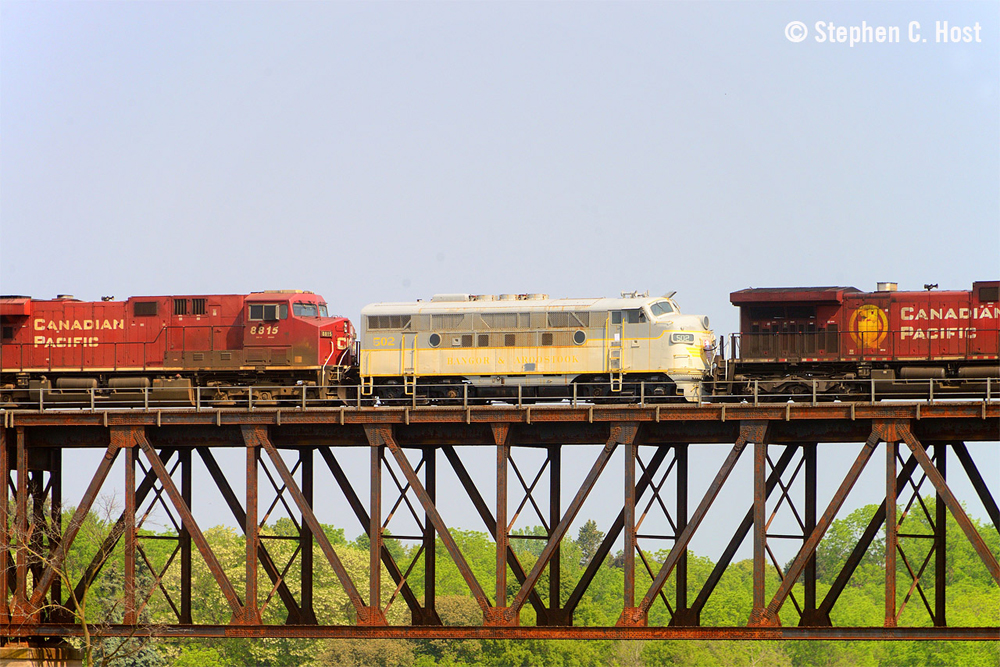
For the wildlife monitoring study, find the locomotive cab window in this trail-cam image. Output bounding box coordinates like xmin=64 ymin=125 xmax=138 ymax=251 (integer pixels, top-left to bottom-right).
xmin=249 ymin=303 xmax=287 ymax=321
xmin=293 ymin=303 xmax=320 ymax=318
xmin=624 ymin=309 xmax=646 ymax=324
xmin=650 ymin=301 xmax=676 ymax=317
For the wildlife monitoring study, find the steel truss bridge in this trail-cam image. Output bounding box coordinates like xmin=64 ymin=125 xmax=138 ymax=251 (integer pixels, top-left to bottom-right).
xmin=0 ymin=400 xmax=997 ymax=644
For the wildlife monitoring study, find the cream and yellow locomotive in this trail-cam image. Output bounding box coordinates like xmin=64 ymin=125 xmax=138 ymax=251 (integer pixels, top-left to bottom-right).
xmin=359 ymin=291 xmax=714 ymax=402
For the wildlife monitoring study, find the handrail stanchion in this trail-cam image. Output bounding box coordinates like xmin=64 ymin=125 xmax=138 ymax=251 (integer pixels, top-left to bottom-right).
xmin=988 ymin=376 xmax=992 ymax=402
xmin=249 ymin=387 xmax=253 ymax=411
xmin=90 ymin=387 xmax=95 ymax=412
xmin=812 ymin=379 xmax=817 ymax=407
xmin=144 ymin=386 xmax=149 ymax=411
xmin=929 ymin=378 xmax=934 ymax=404
xmin=412 ymin=384 xmax=417 ymax=409
xmin=302 ymin=385 xmax=307 ymax=410
xmin=753 ymin=380 xmax=758 ymax=406
xmin=463 ymin=383 xmax=468 ymax=408
xmin=196 ymin=386 xmax=201 ymax=412
xmin=572 ymin=382 xmax=577 ymax=407
xmin=640 ymin=381 xmax=645 ymax=407
xmin=39 ymin=387 xmax=44 ymax=412
xmin=870 ymin=378 xmax=875 ymax=404
xmin=518 ymin=385 xmax=522 ymax=408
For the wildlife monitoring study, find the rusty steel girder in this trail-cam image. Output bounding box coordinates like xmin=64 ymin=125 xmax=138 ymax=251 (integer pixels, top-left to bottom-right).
xmin=0 ymin=402 xmax=997 ymax=642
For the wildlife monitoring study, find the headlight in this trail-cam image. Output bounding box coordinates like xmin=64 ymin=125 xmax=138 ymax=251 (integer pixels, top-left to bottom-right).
xmin=670 ymin=332 xmax=696 ymax=345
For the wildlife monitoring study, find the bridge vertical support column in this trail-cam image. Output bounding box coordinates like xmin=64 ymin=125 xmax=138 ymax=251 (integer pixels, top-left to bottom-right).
xmin=47 ymin=449 xmax=62 ymax=617
xmin=1 ymin=426 xmax=8 ymax=623
xmin=300 ymin=447 xmax=316 ymax=623
xmin=934 ymin=443 xmax=946 ymax=627
xmin=485 ymin=423 xmax=516 ymax=627
xmin=885 ymin=439 xmax=897 ymax=627
xmin=368 ymin=435 xmax=383 ymax=622
xmin=13 ymin=427 xmax=30 ymax=622
xmin=749 ymin=436 xmax=769 ymax=625
xmin=624 ymin=434 xmax=636 ymax=613
xmin=548 ymin=444 xmax=563 ymax=624
xmin=802 ymin=443 xmax=817 ymax=621
xmin=423 ymin=447 xmax=437 ymax=622
xmin=179 ymin=448 xmax=193 ymax=624
xmin=243 ymin=435 xmax=261 ymax=624
xmin=675 ymin=444 xmax=689 ymax=621
xmin=124 ymin=443 xmax=136 ymax=625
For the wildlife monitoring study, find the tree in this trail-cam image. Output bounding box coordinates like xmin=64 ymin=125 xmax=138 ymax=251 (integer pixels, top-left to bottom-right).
xmin=576 ymin=519 xmax=605 ymax=566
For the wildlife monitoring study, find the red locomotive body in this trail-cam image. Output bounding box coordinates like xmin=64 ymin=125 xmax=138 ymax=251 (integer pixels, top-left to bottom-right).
xmin=725 ymin=281 xmax=1000 ymax=397
xmin=0 ymin=291 xmax=355 ymax=404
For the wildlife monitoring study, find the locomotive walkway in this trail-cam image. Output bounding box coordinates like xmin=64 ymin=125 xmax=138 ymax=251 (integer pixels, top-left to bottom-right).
xmin=1 ymin=399 xmax=998 ymax=646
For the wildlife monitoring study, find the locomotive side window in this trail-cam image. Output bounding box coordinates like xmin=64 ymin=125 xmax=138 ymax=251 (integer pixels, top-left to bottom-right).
xmin=541 ymin=332 xmax=553 ymax=346
xmin=979 ymin=286 xmax=999 ymax=302
xmin=249 ymin=303 xmax=287 ymax=321
xmin=368 ymin=315 xmax=411 ymax=329
xmin=134 ymin=301 xmax=158 ymax=317
xmin=547 ymin=312 xmax=590 ymax=327
xmin=478 ymin=334 xmax=490 ymax=347
xmin=2 ymin=326 xmax=13 ymax=342
xmin=624 ymin=309 xmax=646 ymax=324
xmin=192 ymin=298 xmax=207 ymax=315
xmin=174 ymin=299 xmax=188 ymax=316
xmin=611 ymin=312 xmax=622 ymax=325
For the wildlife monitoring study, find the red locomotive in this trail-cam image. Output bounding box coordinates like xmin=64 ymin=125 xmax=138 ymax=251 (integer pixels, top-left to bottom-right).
xmin=721 ymin=281 xmax=1000 ymax=398
xmin=0 ymin=291 xmax=355 ymax=405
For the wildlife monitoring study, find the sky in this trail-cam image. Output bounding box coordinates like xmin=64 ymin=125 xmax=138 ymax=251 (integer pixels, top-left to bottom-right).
xmin=1 ymin=1 xmax=998 ymax=582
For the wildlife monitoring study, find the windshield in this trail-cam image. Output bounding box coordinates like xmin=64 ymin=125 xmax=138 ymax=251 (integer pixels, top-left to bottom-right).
xmin=293 ymin=303 xmax=319 ymax=317
xmin=319 ymin=304 xmax=329 ymax=317
xmin=649 ymin=300 xmax=676 ymax=317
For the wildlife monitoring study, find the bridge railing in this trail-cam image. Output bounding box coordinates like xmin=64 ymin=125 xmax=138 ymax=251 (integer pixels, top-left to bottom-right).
xmin=0 ymin=376 xmax=996 ymax=411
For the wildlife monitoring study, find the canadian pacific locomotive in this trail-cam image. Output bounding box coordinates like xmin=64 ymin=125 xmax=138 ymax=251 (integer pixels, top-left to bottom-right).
xmin=0 ymin=291 xmax=355 ymax=405
xmin=719 ymin=280 xmax=1000 ymax=398
xmin=359 ymin=291 xmax=715 ymax=402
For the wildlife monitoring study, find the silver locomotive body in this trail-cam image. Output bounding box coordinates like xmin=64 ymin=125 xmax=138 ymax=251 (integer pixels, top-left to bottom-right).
xmin=359 ymin=291 xmax=714 ymax=402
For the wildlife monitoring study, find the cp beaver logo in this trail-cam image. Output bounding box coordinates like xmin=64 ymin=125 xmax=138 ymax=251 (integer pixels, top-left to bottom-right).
xmin=849 ymin=305 xmax=889 ymax=350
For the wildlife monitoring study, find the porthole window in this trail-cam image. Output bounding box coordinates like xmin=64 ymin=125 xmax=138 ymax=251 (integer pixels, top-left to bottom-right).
xmin=573 ymin=330 xmax=586 ymax=345
xmin=429 ymin=333 xmax=441 ymax=347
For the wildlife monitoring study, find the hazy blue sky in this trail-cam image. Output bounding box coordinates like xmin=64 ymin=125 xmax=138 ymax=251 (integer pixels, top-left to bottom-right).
xmin=2 ymin=2 xmax=997 ymax=567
